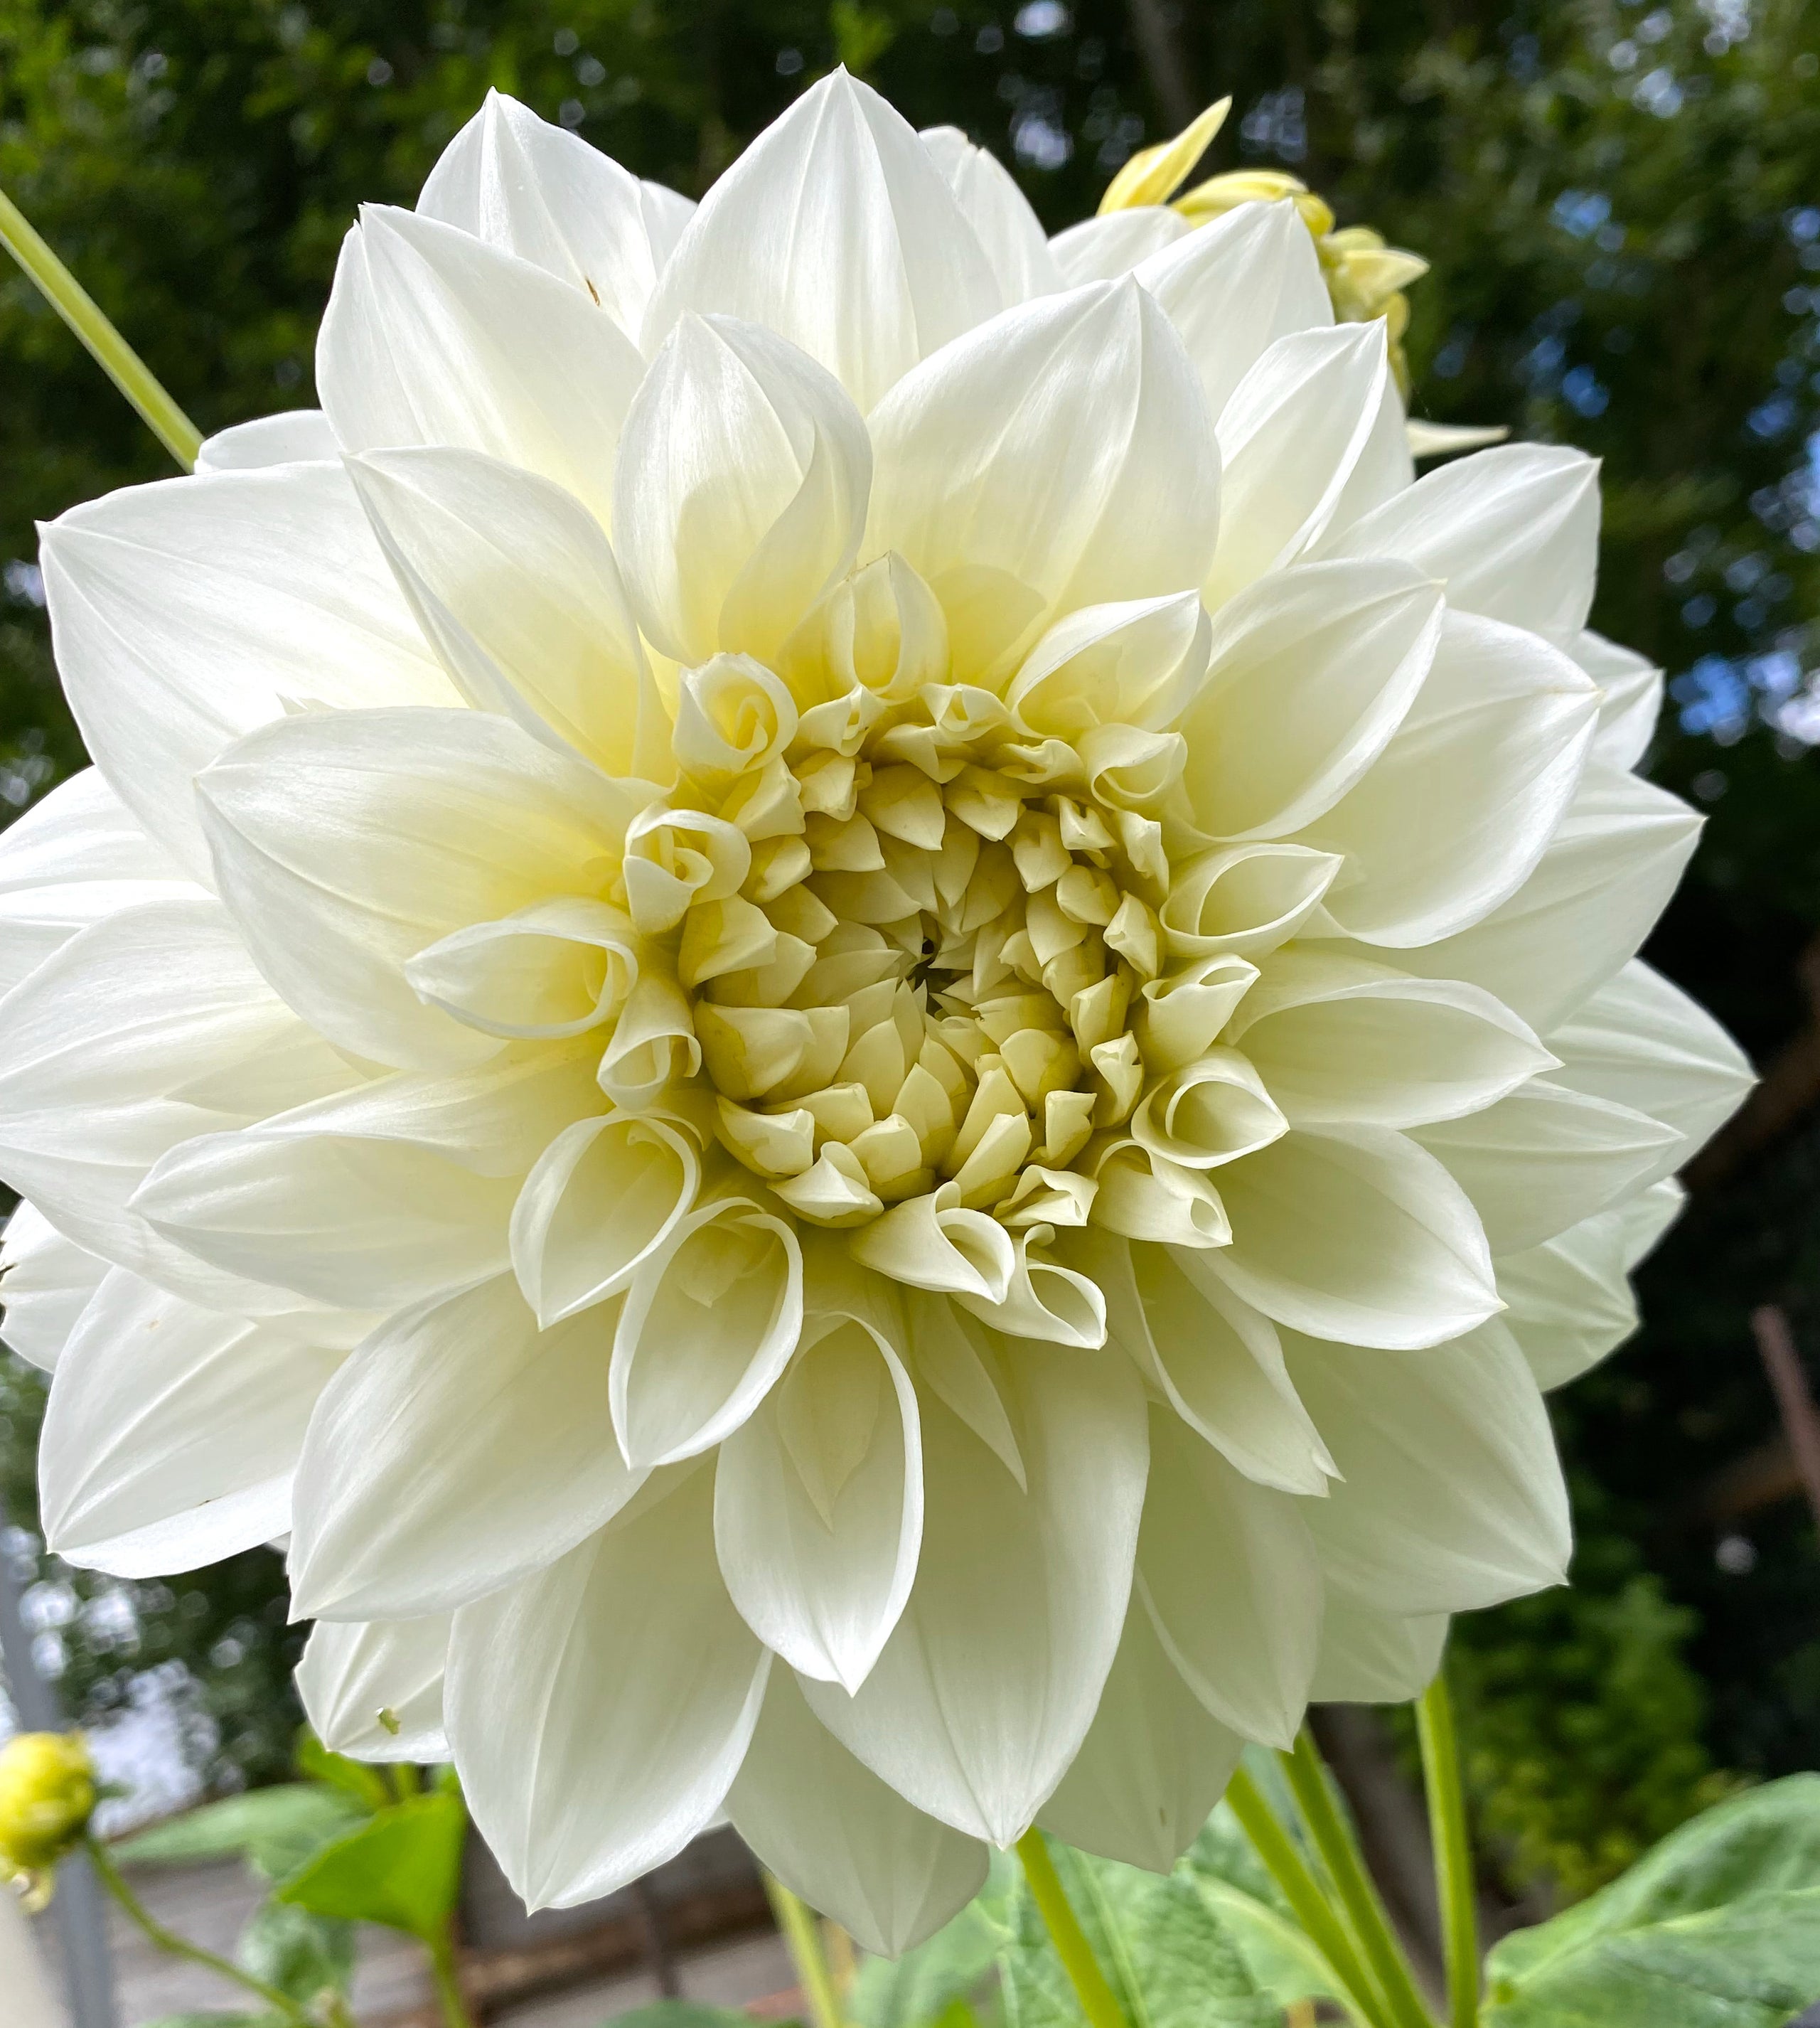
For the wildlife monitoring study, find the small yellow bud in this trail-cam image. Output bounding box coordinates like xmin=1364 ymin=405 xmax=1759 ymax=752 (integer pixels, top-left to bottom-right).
xmin=0 ymin=1731 xmax=95 ymax=1906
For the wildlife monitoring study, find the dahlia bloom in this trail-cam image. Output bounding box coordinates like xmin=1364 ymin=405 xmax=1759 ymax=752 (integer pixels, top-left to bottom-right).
xmin=0 ymin=76 xmax=1749 ymax=1950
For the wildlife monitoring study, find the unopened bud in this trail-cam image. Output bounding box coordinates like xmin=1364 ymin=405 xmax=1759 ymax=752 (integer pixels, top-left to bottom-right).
xmin=0 ymin=1731 xmax=95 ymax=1906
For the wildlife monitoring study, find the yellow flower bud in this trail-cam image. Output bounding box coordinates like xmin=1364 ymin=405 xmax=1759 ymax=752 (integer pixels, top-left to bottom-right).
xmin=0 ymin=1732 xmax=95 ymax=1905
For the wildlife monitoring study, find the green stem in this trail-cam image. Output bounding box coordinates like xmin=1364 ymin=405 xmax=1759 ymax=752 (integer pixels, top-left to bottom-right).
xmin=763 ymin=1868 xmax=847 ymax=2028
xmin=427 ymin=1928 xmax=476 ymax=2028
xmin=1224 ymin=1766 xmax=1391 ymax=2028
xmin=1278 ymin=1734 xmax=1436 ymax=2028
xmin=1417 ymin=1675 xmax=1480 ymax=2028
xmin=1014 ymin=1830 xmax=1128 ymax=2028
xmin=0 ymin=186 xmax=201 ymax=470
xmin=83 ymin=1835 xmax=316 ymax=2027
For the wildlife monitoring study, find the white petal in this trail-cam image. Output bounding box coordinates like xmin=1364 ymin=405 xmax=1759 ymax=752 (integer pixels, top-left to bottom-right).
xmin=1207 ymin=1126 xmax=1501 ymax=1351
xmin=730 ymin=1668 xmax=986 ymax=1953
xmin=614 ymin=315 xmax=872 ymax=665
xmin=1088 ymin=1231 xmax=1332 ymax=1495
xmin=1227 ymin=949 xmax=1555 ymax=1128
xmin=715 ymin=1313 xmax=921 ymax=1692
xmin=1495 ymin=1204 xmax=1642 ymax=1392
xmin=1574 ymin=629 xmax=1663 ymax=770
xmin=1544 ymin=960 xmax=1752 ymax=1164
xmin=198 ymin=707 xmax=642 ymax=1070
xmin=1202 ymin=325 xmax=1398 ymax=605
xmin=417 ymin=91 xmax=666 ymax=336
xmin=195 ymin=410 xmax=339 ymax=471
xmin=1286 ymin=1318 xmax=1571 ymax=1615
xmin=512 ymin=1111 xmax=700 ymax=1325
xmin=0 ymin=898 xmax=341 ymax=1271
xmin=288 ymin=1274 xmax=643 ymax=1621
xmin=801 ymin=1341 xmax=1147 ymax=1845
xmin=39 ymin=464 xmax=452 ymax=877
xmin=132 ymin=1119 xmax=518 ymax=1310
xmin=644 ymin=73 xmax=1001 ymax=410
xmin=864 ymin=279 xmax=1221 ymax=682
xmin=1038 ymin=1600 xmax=1243 ymax=1873
xmin=1322 ymin=442 xmax=1600 ymax=642
xmin=612 ymin=1197 xmax=803 ymax=1466
xmin=956 ymin=1225 xmax=1108 ymax=1347
xmin=348 ymin=447 xmax=668 ymax=780
xmin=405 ymin=897 xmax=639 ymax=1042
xmin=1298 ymin=609 xmax=1600 ymax=946
xmin=317 ymin=205 xmax=646 ymax=528
xmin=1049 ymin=208 xmax=1189 ymax=284
xmin=296 ymin=1613 xmax=451 ymax=1762
xmin=920 ymin=126 xmax=1061 ymax=301
xmin=1135 ymin=200 xmax=1332 ymax=425
xmin=446 ymin=1466 xmax=769 ymax=1909
xmin=1308 ymin=1594 xmax=1447 ymax=1704
xmin=1006 ymin=592 xmax=1209 ymax=739
xmin=1178 ymin=557 xmax=1442 ymax=841
xmin=39 ymin=1266 xmax=342 ymax=1577
xmin=0 ymin=1202 xmax=107 ymax=1372
xmin=1391 ymin=762 xmax=1702 ymax=1031
xmin=1135 ymin=1409 xmax=1322 ymax=1749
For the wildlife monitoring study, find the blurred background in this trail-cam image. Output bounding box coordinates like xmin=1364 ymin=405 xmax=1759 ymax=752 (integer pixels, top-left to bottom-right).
xmin=3 ymin=0 xmax=1820 ymax=2006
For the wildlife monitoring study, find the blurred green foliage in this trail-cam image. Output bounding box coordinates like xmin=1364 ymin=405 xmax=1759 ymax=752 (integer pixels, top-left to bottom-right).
xmin=3 ymin=0 xmax=1820 ymax=1905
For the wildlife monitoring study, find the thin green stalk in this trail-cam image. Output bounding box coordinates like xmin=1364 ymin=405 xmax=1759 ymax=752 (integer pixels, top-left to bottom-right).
xmin=83 ymin=1834 xmax=316 ymax=2027
xmin=427 ymin=1929 xmax=477 ymax=2028
xmin=1014 ymin=1830 xmax=1128 ymax=2028
xmin=1417 ymin=1675 xmax=1480 ymax=2028
xmin=0 ymin=186 xmax=201 ymax=470
xmin=1278 ymin=1734 xmax=1435 ymax=2028
xmin=763 ymin=1867 xmax=847 ymax=2028
xmin=1224 ymin=1765 xmax=1391 ymax=2028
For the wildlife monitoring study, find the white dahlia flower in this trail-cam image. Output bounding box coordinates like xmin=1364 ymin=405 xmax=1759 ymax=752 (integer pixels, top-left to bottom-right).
xmin=0 ymin=75 xmax=1750 ymax=1950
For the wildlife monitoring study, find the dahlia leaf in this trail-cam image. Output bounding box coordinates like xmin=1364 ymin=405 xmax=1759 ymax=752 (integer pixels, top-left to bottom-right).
xmin=274 ymin=1790 xmax=466 ymax=1942
xmin=112 ymin=1783 xmax=364 ymax=1882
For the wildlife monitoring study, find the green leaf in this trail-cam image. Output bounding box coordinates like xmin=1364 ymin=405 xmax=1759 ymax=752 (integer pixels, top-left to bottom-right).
xmin=235 ymin=1896 xmax=355 ymax=2005
xmin=295 ymin=1729 xmax=392 ymax=1812
xmin=1184 ymin=1804 xmax=1351 ymax=2010
xmin=1484 ymin=1773 xmax=1820 ymax=2027
xmin=1001 ymin=1840 xmax=1275 ymax=2028
xmin=276 ymin=1789 xmax=466 ymax=1942
xmin=854 ymin=1852 xmax=1017 ymax=2028
xmin=112 ymin=1785 xmax=368 ymax=1881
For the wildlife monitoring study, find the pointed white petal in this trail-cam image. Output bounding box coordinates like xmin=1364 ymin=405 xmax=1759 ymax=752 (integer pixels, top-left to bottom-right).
xmin=347 ymin=447 xmax=667 ymax=780
xmin=611 ymin=1197 xmax=803 ymax=1467
xmin=645 ymin=73 xmax=1001 ymax=410
xmin=1136 ymin=199 xmax=1332 ymax=425
xmin=1038 ymin=1599 xmax=1243 ymax=1873
xmin=0 ymin=1202 xmax=107 ymax=1372
xmin=446 ymin=1467 xmax=769 ymax=1909
xmin=39 ymin=464 xmax=452 ymax=877
xmin=715 ymin=1313 xmax=921 ymax=1692
xmin=729 ymin=1667 xmax=987 ymax=1953
xmin=1308 ymin=1593 xmax=1447 ymax=1704
xmin=197 ymin=707 xmax=642 ymax=1070
xmin=1544 ymin=960 xmax=1752 ymax=1164
xmin=801 ymin=1342 xmax=1147 ymax=1845
xmin=1179 ymin=557 xmax=1442 ymax=840
xmin=195 ymin=410 xmax=339 ymax=471
xmin=1299 ymin=609 xmax=1600 ymax=946
xmin=1207 ymin=1126 xmax=1500 ymax=1350
xmin=920 ymin=126 xmax=1062 ymax=301
xmin=1495 ymin=1202 xmax=1642 ymax=1391
xmin=317 ymin=205 xmax=645 ymax=528
xmin=1323 ymin=442 xmax=1600 ymax=642
xmin=1391 ymin=764 xmax=1703 ymax=1032
xmin=296 ymin=1613 xmax=451 ymax=1762
xmin=289 ymin=1274 xmax=643 ymax=1621
xmin=417 ymin=91 xmax=666 ymax=336
xmin=1574 ymin=629 xmax=1663 ymax=770
xmin=1049 ymin=208 xmax=1189 ymax=284
xmin=865 ymin=279 xmax=1220 ymax=682
xmin=614 ymin=315 xmax=872 ymax=665
xmin=39 ymin=1266 xmax=342 ymax=1576
xmin=1228 ymin=949 xmax=1556 ymax=1128
xmin=1287 ymin=1318 xmax=1571 ymax=1615
xmin=1135 ymin=1409 xmax=1322 ymax=1748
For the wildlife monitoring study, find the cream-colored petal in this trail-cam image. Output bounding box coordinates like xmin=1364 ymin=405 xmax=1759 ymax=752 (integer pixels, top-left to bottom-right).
xmin=919 ymin=125 xmax=1061 ymax=301
xmin=0 ymin=1201 xmax=106 ymax=1373
xmin=1049 ymin=207 xmax=1189 ymax=283
xmin=296 ymin=1613 xmax=451 ymax=1763
xmin=1308 ymin=1593 xmax=1447 ymax=1704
